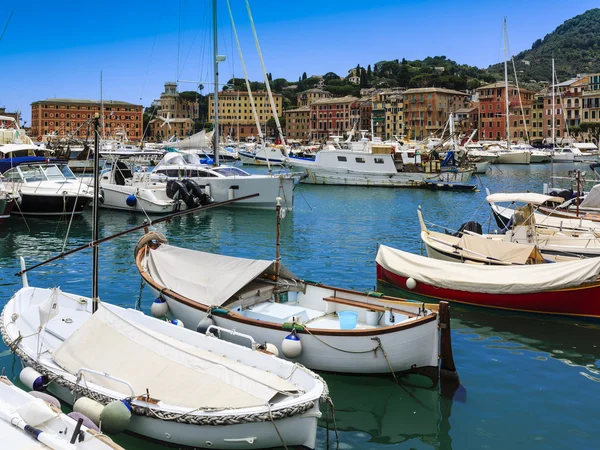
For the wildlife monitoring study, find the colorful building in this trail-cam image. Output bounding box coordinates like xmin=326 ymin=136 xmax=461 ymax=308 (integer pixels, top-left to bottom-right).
xmin=208 ymin=91 xmax=282 ymax=141
xmin=309 ymin=96 xmax=359 ymax=141
xmin=476 ymin=82 xmax=534 ymax=141
xmin=297 ymin=88 xmax=332 ymax=107
xmin=149 ymin=82 xmax=199 ymax=141
xmin=284 ymin=106 xmax=311 ymax=143
xmin=31 ymin=99 xmax=143 ymax=141
xmin=403 ymin=87 xmax=470 ymax=140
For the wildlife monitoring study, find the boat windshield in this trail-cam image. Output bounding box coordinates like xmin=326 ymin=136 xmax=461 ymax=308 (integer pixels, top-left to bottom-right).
xmin=44 ymin=164 xmax=76 ymax=181
xmin=212 ymin=167 xmax=250 ymax=177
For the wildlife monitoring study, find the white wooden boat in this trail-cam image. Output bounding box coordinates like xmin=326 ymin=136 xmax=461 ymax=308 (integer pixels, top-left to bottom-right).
xmin=134 ymin=232 xmax=458 ymax=382
xmin=151 ymin=152 xmax=295 ymax=210
xmin=288 ymin=148 xmax=473 ymax=187
xmin=0 ymin=375 xmax=123 ymax=450
xmin=1 ymin=284 xmax=326 ymax=449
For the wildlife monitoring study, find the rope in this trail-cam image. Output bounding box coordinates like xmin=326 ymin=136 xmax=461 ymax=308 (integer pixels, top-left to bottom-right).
xmin=372 ymin=337 xmax=398 ymax=384
xmin=325 ymin=397 xmax=339 ymax=450
xmin=135 ymin=277 xmax=145 ymax=310
xmin=301 ymin=326 xmax=380 ymax=354
xmin=267 ymin=402 xmax=288 ymax=450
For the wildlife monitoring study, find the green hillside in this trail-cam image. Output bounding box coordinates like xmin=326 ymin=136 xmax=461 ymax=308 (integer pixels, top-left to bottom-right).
xmin=488 ymin=8 xmax=600 ymax=83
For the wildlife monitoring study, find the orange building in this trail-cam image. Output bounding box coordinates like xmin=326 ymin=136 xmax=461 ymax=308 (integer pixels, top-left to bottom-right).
xmin=403 ymin=87 xmax=470 ymax=140
xmin=31 ymin=99 xmax=143 ymax=141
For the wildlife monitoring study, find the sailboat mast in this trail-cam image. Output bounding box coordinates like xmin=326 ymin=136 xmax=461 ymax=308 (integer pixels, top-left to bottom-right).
xmin=212 ymin=0 xmax=220 ymax=166
xmin=552 ymin=58 xmax=556 ymax=149
xmin=92 ymin=115 xmax=100 ymax=313
xmin=100 ymin=71 xmax=105 ymax=140
xmin=503 ymin=18 xmax=510 ymax=150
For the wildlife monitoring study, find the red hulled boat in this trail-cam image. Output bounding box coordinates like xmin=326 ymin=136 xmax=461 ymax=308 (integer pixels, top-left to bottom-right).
xmin=376 ymin=244 xmax=600 ymax=319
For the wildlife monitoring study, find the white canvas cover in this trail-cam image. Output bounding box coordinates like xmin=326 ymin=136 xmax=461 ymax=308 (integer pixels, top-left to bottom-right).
xmin=146 ymin=245 xmax=296 ymax=307
xmin=580 ymin=185 xmax=600 ymax=209
xmin=376 ymin=244 xmax=600 ymax=294
xmin=53 ymin=303 xmax=299 ymax=409
xmin=424 ymin=231 xmax=540 ymax=265
xmin=486 ymin=193 xmax=564 ymax=205
xmin=174 ymin=130 xmax=209 ymax=150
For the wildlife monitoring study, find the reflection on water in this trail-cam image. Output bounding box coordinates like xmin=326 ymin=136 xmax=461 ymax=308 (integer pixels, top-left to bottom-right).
xmin=451 ymin=305 xmax=600 ymax=380
xmin=0 ymin=163 xmax=599 ymax=449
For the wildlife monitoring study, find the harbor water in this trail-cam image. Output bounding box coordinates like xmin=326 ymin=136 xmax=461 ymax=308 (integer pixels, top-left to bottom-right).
xmin=0 ymin=163 xmax=598 ymax=449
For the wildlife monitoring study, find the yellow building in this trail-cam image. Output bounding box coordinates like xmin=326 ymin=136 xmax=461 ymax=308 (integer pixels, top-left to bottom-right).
xmin=284 ymin=106 xmax=311 ymax=143
xmin=149 ymin=82 xmax=199 ymax=141
xmin=209 ymin=91 xmax=282 ymax=141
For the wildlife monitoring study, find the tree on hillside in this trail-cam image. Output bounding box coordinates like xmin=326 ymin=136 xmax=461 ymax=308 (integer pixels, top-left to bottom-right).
xmin=323 ymin=72 xmax=340 ymax=82
xmin=360 ymin=68 xmax=368 ymax=88
xmin=367 ymin=64 xmax=372 ymax=80
xmin=580 ymin=122 xmax=600 ymax=144
xmin=302 ymin=72 xmax=307 ymax=80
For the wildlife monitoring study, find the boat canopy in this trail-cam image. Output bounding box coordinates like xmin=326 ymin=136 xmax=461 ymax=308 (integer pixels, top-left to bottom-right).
xmin=376 ymin=244 xmax=600 ymax=294
xmin=53 ymin=302 xmax=300 ymax=409
xmin=146 ymin=244 xmax=297 ymax=307
xmin=0 ymin=143 xmax=49 ymax=155
xmin=486 ymin=193 xmax=564 ymax=205
xmin=580 ymin=185 xmax=600 ymax=209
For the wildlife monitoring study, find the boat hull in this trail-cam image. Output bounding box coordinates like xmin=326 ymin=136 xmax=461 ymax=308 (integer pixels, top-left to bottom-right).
xmin=376 ymin=263 xmax=600 ymax=318
xmin=100 ymin=184 xmax=181 ymax=214
xmin=300 ymin=168 xmax=473 ymax=187
xmin=146 ymin=283 xmax=441 ymax=376
xmin=494 ymin=151 xmax=531 ymax=164
xmin=13 ymin=193 xmax=92 ymax=216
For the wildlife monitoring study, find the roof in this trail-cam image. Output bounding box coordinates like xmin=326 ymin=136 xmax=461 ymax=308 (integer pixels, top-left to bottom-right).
xmin=32 ymin=98 xmax=141 ymax=107
xmin=402 ymin=87 xmax=469 ymax=96
xmin=455 ymin=107 xmax=477 ymax=114
xmin=284 ymin=107 xmax=311 ymax=114
xmin=311 ymin=95 xmax=359 ymax=105
xmin=299 ymin=88 xmax=330 ymax=94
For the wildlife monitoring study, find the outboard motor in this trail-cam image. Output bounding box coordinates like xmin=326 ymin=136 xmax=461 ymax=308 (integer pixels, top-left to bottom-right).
xmin=183 ymin=179 xmax=212 ymax=206
xmin=447 ymin=221 xmax=483 ymax=237
xmin=166 ymin=180 xmax=199 ymax=209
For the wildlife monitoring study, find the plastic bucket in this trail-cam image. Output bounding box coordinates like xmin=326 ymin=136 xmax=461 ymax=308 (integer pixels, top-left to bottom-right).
xmin=338 ymin=310 xmax=358 ymax=330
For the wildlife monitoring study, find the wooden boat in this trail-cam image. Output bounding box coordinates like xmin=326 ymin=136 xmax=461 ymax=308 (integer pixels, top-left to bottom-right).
xmin=376 ymin=243 xmax=600 ymax=318
xmin=1 ymin=284 xmax=326 ymax=449
xmin=0 ymin=375 xmax=124 ymax=450
xmin=416 ymin=208 xmax=574 ymax=264
xmin=134 ymin=232 xmax=458 ymax=382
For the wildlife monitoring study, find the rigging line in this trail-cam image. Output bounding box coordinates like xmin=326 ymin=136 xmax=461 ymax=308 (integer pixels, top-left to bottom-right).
xmin=225 ymin=0 xmax=265 ymax=149
xmin=506 ymin=32 xmax=530 ymax=143
xmin=177 ymin=0 xmax=182 ymax=81
xmin=245 ymin=0 xmax=286 ymax=146
xmin=139 ymin=21 xmax=160 ymax=104
xmin=0 ymin=10 xmax=14 ymax=43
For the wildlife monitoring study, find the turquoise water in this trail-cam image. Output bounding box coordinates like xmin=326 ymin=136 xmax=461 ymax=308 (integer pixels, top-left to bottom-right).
xmin=1 ymin=163 xmax=599 ymax=449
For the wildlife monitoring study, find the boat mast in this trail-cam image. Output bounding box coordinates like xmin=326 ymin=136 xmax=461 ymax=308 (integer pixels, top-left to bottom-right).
xmin=503 ymin=18 xmax=510 ymax=150
xmin=92 ymin=114 xmax=100 ymax=313
xmin=212 ymin=0 xmax=220 ymax=166
xmin=552 ymin=58 xmax=556 ymax=149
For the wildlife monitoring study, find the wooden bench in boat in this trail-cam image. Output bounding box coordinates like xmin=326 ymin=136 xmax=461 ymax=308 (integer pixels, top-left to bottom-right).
xmin=322 ymin=296 xmax=419 ymax=318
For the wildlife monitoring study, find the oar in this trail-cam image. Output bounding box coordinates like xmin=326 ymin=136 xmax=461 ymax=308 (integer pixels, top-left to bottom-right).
xmin=16 ymin=193 xmax=259 ymax=276
xmin=0 ymin=401 xmax=76 ymax=450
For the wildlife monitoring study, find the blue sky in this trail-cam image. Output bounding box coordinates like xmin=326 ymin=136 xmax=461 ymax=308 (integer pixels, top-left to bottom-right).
xmin=1 ymin=1 xmax=598 ymax=125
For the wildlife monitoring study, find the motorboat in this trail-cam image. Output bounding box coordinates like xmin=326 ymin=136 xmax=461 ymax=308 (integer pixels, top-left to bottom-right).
xmin=2 ymin=163 xmax=93 ymax=216
xmin=0 ymin=176 xmax=17 ymax=221
xmin=96 ymin=159 xmax=196 ymax=214
xmin=376 ymin=243 xmax=600 ymax=318
xmin=287 ymin=144 xmax=473 ymax=187
xmin=134 ymin=231 xmax=459 ymax=382
xmin=0 ymin=375 xmax=124 ymax=449
xmin=1 ymin=284 xmax=326 ymax=449
xmin=151 ymin=152 xmax=295 ymax=210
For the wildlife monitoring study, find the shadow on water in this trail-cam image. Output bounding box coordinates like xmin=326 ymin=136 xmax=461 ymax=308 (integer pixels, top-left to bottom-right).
xmin=319 ymin=373 xmax=456 ymax=449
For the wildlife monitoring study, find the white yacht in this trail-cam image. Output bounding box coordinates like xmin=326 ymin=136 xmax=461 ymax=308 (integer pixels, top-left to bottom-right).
xmin=2 ymin=163 xmax=93 ymax=216
xmin=151 ymin=152 xmax=295 ymax=210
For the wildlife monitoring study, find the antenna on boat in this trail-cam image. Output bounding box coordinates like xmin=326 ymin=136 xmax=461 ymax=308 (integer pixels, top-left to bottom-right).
xmin=92 ymin=114 xmax=100 ymax=313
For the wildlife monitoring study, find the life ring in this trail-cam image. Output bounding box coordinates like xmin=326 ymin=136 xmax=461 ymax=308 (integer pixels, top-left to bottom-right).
xmin=134 ymin=231 xmax=168 ymax=258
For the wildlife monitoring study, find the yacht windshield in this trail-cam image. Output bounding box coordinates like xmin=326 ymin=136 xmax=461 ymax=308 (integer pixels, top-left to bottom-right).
xmin=212 ymin=167 xmax=250 ymax=177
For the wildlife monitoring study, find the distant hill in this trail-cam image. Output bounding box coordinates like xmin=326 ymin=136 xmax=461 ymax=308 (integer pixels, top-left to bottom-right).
xmin=488 ymin=8 xmax=600 ymax=84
